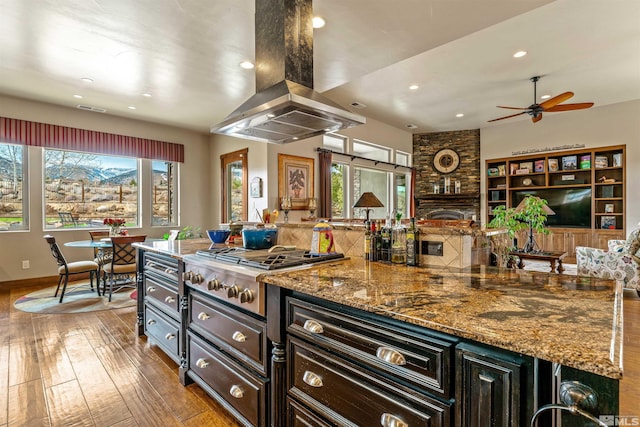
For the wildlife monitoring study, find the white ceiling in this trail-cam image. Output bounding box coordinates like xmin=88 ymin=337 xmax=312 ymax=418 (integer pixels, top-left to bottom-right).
xmin=1 ymin=0 xmax=639 ymax=135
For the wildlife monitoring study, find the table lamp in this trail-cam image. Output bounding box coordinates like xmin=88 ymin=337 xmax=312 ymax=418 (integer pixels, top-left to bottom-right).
xmin=353 ymin=192 xmax=384 ymax=222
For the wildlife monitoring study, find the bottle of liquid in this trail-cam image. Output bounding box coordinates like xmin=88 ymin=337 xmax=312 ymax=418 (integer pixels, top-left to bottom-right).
xmin=375 ymin=220 xmax=383 ymax=261
xmin=381 ymin=219 xmax=392 ymax=262
xmin=364 ymin=221 xmax=371 ymax=261
xmin=370 ymin=221 xmax=378 ymax=262
xmin=406 ymin=218 xmax=419 ymax=266
xmin=391 ymin=219 xmax=407 ymax=264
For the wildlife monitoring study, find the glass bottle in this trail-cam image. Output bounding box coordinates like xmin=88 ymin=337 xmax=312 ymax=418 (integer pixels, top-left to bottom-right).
xmin=370 ymin=221 xmax=379 ymax=262
xmin=364 ymin=221 xmax=371 ymax=261
xmin=381 ymin=219 xmax=392 ymax=262
xmin=406 ymin=217 xmax=419 ymax=266
xmin=391 ymin=219 xmax=407 ymax=264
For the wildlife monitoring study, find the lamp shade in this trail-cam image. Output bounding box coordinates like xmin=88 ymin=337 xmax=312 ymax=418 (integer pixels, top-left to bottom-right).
xmin=353 ymin=192 xmax=384 ymax=208
xmin=514 ymin=196 xmax=555 ymax=215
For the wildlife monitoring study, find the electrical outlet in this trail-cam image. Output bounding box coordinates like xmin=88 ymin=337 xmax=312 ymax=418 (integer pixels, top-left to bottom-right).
xmin=22 ymin=260 xmax=30 ymax=269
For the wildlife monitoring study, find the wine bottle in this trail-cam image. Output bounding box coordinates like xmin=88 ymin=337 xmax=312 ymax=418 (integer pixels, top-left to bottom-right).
xmin=364 ymin=221 xmax=371 ymax=261
xmin=406 ymin=218 xmax=419 ymax=266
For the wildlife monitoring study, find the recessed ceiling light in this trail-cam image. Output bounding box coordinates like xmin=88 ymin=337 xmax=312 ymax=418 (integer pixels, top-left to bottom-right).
xmin=409 ymin=85 xmax=419 ymax=90
xmin=406 ymin=124 xmax=418 ymax=129
xmin=240 ymin=61 xmax=254 ymax=69
xmin=128 ymin=106 xmax=136 ymax=110
xmin=81 ymin=77 xmax=94 ymax=83
xmin=73 ymin=94 xmax=83 ymax=99
xmin=540 ymin=94 xmax=551 ymax=100
xmin=456 ymin=113 xmax=464 ymax=118
xmin=312 ymin=17 xmax=325 ymax=28
xmin=513 ymin=50 xmax=527 ymax=58
xmin=142 ymin=93 xmax=152 ymax=97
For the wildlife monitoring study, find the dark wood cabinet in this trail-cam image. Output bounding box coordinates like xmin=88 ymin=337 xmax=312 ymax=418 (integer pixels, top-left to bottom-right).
xmin=455 ymin=343 xmax=533 ymax=427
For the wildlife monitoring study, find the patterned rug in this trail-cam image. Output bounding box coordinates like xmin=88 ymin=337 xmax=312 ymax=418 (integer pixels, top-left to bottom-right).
xmin=14 ymin=281 xmax=136 ymax=314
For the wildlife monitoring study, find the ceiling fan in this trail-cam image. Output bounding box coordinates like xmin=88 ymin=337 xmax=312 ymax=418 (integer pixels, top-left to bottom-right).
xmin=488 ymin=76 xmax=594 ymax=123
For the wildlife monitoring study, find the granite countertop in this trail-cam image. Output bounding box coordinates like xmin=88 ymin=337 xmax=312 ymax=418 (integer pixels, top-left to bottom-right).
xmin=261 ymin=258 xmax=624 ymax=379
xmin=134 ymin=240 xmax=623 ymax=379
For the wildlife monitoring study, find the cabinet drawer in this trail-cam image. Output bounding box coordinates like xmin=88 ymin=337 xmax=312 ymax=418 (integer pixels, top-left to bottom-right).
xmin=144 ymin=252 xmax=180 ymax=277
xmin=144 ymin=274 xmax=179 ymax=313
xmin=287 ymin=297 xmax=455 ymax=398
xmin=189 ymin=291 xmax=268 ymax=375
xmin=188 ymin=332 xmax=268 ymax=427
xmin=288 ymin=398 xmax=332 ymax=427
xmin=144 ymin=305 xmax=179 ymax=359
xmin=288 ymin=336 xmax=451 ymax=427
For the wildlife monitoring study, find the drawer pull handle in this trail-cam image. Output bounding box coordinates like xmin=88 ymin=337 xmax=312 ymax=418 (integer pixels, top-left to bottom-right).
xmin=232 ymin=331 xmax=246 ymax=343
xmin=303 ymin=319 xmax=324 ymax=334
xmin=164 ymin=333 xmax=176 ymax=340
xmin=164 ymin=296 xmax=175 ymax=304
xmin=380 ymin=413 xmax=408 ymax=427
xmin=196 ymin=358 xmax=209 ymax=369
xmin=302 ymin=371 xmax=323 ymax=388
xmin=376 ymin=347 xmax=406 ymax=366
xmin=229 ymin=385 xmax=244 ymax=399
xmin=146 ymin=286 xmax=156 ymax=293
xmin=147 ymin=319 xmax=156 ymax=326
xmin=197 ymin=312 xmax=211 ymax=321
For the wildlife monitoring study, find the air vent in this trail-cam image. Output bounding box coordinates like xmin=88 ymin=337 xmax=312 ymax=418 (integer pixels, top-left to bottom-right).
xmin=350 ymin=101 xmax=367 ymax=109
xmin=77 ymin=104 xmax=107 ymax=113
xmin=406 ymin=123 xmax=418 ymax=129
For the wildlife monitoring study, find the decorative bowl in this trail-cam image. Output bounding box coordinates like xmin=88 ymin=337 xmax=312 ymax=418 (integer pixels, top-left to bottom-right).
xmin=207 ymin=229 xmax=230 ymax=244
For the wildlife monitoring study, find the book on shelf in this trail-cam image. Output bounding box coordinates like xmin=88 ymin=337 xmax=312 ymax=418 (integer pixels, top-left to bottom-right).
xmin=613 ymin=153 xmax=622 ymax=167
xmin=604 ymin=203 xmax=614 ymax=213
xmin=562 ymin=155 xmax=577 ymax=170
xmin=534 ymin=160 xmax=544 ymax=172
xmin=602 ymin=185 xmax=614 ymax=198
xmin=548 ymin=158 xmax=559 ymax=172
xmin=519 ymin=161 xmax=533 ymax=173
xmin=601 ymin=216 xmax=616 ymax=230
xmin=580 ymin=154 xmax=591 ymax=169
xmin=595 ymin=155 xmax=608 ymax=168
xmin=497 ymin=164 xmax=506 ymax=176
xmin=510 ymin=163 xmax=519 ymax=175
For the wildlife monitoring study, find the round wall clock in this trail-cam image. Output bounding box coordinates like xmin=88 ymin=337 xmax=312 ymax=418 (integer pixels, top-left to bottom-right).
xmin=433 ymin=148 xmax=460 ymax=174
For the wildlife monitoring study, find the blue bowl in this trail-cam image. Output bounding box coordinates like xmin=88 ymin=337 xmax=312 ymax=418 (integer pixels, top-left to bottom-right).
xmin=207 ymin=229 xmax=230 ymax=244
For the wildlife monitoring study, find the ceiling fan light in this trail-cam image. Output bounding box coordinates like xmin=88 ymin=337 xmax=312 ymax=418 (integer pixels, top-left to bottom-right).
xmin=513 ymin=50 xmax=527 ymax=58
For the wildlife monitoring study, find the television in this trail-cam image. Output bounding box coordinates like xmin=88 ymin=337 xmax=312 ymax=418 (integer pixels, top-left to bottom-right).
xmin=512 ymin=188 xmax=592 ymax=228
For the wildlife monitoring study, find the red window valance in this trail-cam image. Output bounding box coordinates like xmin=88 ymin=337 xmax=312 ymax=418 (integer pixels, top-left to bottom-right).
xmin=0 ymin=116 xmax=184 ymax=163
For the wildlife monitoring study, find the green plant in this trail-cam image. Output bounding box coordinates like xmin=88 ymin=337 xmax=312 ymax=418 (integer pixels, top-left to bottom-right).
xmin=488 ymin=195 xmax=552 ymax=265
xmin=163 ymin=225 xmax=202 ymax=240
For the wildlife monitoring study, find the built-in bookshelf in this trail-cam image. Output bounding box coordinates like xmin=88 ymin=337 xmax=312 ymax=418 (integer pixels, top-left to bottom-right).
xmin=486 ymin=145 xmax=626 ymax=259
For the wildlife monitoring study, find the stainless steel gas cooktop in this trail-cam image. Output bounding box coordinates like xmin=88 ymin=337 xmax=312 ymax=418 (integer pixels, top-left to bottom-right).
xmin=194 ymin=246 xmax=345 ymax=270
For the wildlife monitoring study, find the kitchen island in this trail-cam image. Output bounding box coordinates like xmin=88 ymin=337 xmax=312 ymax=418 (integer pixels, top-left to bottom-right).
xmin=134 ymin=240 xmax=623 ymax=426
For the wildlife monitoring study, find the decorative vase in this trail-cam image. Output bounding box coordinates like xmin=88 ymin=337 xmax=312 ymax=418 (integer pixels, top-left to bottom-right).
xmin=109 ymin=226 xmax=120 ymax=237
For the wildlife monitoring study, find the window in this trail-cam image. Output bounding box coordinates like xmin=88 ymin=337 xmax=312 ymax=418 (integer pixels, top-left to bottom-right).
xmin=353 ymin=140 xmax=389 ymax=162
xmin=221 ymin=148 xmax=248 ymax=223
xmin=330 ymin=162 xmax=349 ymax=217
xmin=43 ymin=149 xmax=140 ymax=229
xmin=0 ymin=142 xmax=27 ymax=230
xmin=354 ymin=167 xmax=389 ymax=219
xmin=152 ymin=160 xmax=178 ymax=226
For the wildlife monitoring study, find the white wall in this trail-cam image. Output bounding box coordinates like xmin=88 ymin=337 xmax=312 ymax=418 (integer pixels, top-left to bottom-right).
xmin=480 ymin=99 xmax=640 ymax=232
xmin=0 ymin=95 xmax=211 ymax=281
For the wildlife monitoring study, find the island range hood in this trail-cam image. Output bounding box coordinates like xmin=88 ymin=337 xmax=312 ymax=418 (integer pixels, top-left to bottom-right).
xmin=211 ymin=0 xmax=365 ymax=144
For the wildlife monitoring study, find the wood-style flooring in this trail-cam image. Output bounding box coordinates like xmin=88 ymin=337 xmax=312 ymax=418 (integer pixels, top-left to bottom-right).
xmin=0 ymin=278 xmax=638 ymax=426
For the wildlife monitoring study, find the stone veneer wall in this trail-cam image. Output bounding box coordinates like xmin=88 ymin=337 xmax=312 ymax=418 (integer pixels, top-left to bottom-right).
xmin=413 ymin=130 xmax=481 ymax=222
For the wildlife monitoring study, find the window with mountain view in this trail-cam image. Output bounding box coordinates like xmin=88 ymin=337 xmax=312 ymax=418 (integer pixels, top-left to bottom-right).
xmin=0 ymin=142 xmax=27 ymax=231
xmin=43 ymin=149 xmax=140 ymax=229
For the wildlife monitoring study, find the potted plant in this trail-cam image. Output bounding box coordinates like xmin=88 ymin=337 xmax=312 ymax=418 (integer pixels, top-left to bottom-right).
xmin=488 ymin=195 xmax=552 ymax=266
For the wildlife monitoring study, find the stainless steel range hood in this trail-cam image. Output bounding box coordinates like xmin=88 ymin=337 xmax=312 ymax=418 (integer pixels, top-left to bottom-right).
xmin=211 ymin=0 xmax=365 ymax=144
xmin=211 ymin=80 xmax=365 ymax=144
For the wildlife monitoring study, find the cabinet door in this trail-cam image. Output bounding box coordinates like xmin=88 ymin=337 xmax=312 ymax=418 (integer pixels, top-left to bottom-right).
xmin=456 ymin=343 xmax=527 ymax=427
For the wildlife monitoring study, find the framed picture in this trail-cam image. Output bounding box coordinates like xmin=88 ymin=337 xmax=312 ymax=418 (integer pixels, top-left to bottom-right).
xmin=519 ymin=161 xmax=533 ymax=173
xmin=604 ymin=203 xmax=614 ymax=213
xmin=278 ymin=154 xmax=314 ymax=210
xmin=561 ymin=155 xmax=577 ymax=170
xmin=595 ymin=156 xmax=608 ymax=168
xmin=497 ymin=164 xmax=506 ymax=176
xmin=548 ymin=158 xmax=559 ymax=172
xmin=613 ymin=153 xmax=622 ymax=167
xmin=601 ymin=215 xmax=616 ymax=229
xmin=250 ymin=177 xmax=263 ymax=198
xmin=580 ymin=154 xmax=591 ymax=169
xmin=510 ymin=163 xmax=518 ymax=175
xmin=534 ymin=160 xmax=545 ymax=173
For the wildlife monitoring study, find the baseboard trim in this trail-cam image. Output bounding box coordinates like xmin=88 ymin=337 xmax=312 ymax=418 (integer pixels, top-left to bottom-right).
xmin=1 ymin=275 xmax=59 ymax=289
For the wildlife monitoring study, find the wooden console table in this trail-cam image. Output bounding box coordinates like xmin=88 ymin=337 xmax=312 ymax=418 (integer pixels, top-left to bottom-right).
xmin=509 ymin=250 xmax=568 ymax=273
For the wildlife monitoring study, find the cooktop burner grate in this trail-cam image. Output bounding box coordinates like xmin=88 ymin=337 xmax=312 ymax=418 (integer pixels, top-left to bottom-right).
xmin=194 ymin=247 xmax=345 ymax=270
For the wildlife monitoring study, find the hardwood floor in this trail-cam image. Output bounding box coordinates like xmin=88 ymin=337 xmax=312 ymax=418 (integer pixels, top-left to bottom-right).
xmin=1 ymin=278 xmax=637 ymax=426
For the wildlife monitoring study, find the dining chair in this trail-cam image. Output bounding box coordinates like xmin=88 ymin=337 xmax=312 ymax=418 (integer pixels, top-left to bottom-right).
xmin=102 ymin=235 xmax=146 ymax=302
xmin=44 ymin=235 xmax=99 ymax=303
xmin=89 ymin=230 xmax=112 ymax=287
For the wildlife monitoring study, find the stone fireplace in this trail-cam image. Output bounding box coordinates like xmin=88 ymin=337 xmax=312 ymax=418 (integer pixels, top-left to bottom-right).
xmin=413 ymin=130 xmax=481 ymax=223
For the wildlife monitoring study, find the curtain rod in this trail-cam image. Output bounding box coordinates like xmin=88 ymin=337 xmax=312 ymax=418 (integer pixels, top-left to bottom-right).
xmin=316 ymin=147 xmax=414 ymax=171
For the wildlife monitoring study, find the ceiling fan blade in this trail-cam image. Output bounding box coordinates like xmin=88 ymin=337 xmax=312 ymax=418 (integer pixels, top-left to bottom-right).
xmin=496 ymin=106 xmax=529 ymax=110
xmin=545 ymin=102 xmax=594 ymax=112
xmin=532 ymin=113 xmax=543 ymax=123
xmin=540 ymin=92 xmax=574 ymax=110
xmin=488 ymin=111 xmax=527 ymax=122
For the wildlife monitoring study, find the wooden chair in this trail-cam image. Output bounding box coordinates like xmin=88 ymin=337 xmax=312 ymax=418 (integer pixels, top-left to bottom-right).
xmin=89 ymin=230 xmax=112 ymax=288
xmin=102 ymin=235 xmax=146 ymax=302
xmin=44 ymin=235 xmax=99 ymax=303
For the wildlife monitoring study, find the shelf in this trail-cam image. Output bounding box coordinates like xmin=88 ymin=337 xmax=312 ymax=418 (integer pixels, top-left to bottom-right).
xmin=416 ymin=193 xmax=478 ymax=200
xmin=595 ymin=213 xmax=623 ymax=216
xmin=488 ymin=200 xmax=506 ymax=203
